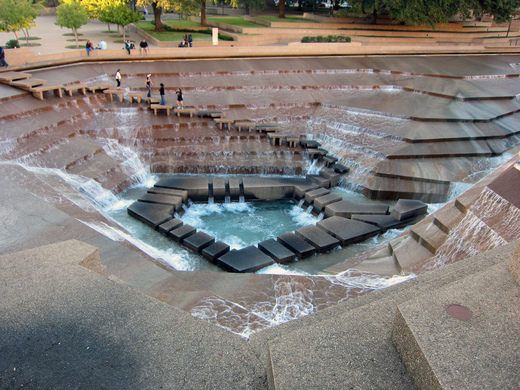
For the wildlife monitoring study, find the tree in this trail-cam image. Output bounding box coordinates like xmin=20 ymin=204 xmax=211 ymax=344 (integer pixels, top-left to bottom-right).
xmin=136 ymin=0 xmax=172 ymax=31
xmin=0 ymin=0 xmax=40 ymax=42
xmin=79 ymin=0 xmax=125 ymax=31
xmin=101 ymin=3 xmax=142 ymax=41
xmin=55 ymin=0 xmax=89 ymax=48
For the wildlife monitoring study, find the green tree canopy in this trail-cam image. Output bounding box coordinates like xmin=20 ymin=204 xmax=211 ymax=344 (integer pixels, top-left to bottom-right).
xmin=55 ymin=0 xmax=89 ymax=47
xmin=100 ymin=3 xmax=142 ymax=40
xmin=0 ymin=0 xmax=41 ymax=40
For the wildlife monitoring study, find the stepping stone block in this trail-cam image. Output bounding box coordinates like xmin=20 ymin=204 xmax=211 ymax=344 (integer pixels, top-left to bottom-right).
xmin=323 ymin=155 xmax=338 ymax=167
xmin=148 ymin=187 xmax=189 ymax=202
xmin=319 ymin=169 xmax=341 ymax=187
xmin=351 ymin=214 xmax=422 ymax=232
xmin=258 ymin=239 xmax=296 ymax=264
xmin=228 ymin=177 xmax=241 ymax=199
xmin=324 ymin=200 xmax=389 ymax=218
xmin=242 ymin=177 xmax=295 ymax=201
xmin=87 ymin=83 xmax=111 ymax=93
xmin=217 ymin=246 xmax=274 ymax=273
xmin=176 ymin=107 xmax=196 ymax=118
xmin=127 ymin=201 xmax=173 ymax=228
xmin=307 ymin=175 xmax=330 ymax=188
xmin=391 ymin=199 xmax=428 ymax=221
xmin=333 ymin=163 xmax=349 ymax=174
xmin=63 ymin=83 xmax=87 ymax=96
xmin=155 ymin=176 xmax=209 ymax=201
xmin=31 ymin=85 xmax=63 ymax=100
xmin=0 ymin=71 xmax=31 ymax=82
xmin=305 ymin=187 xmax=330 ymax=204
xmin=295 ymin=226 xmax=340 ymax=253
xmin=139 ymin=193 xmax=183 ymax=210
xmin=301 ymin=140 xmax=321 ymax=148
xmin=317 ymin=216 xmax=381 ymax=246
xmin=212 ymin=177 xmax=226 ymax=200
xmin=202 ymin=241 xmax=230 ymax=263
xmin=151 ymin=104 xmax=173 ymax=116
xmin=157 ymin=218 xmax=183 ymax=235
xmin=277 ymin=233 xmax=316 ymax=258
xmin=294 ymin=183 xmax=321 ymax=199
xmin=168 ymin=224 xmax=196 ymax=243
xmin=314 ymin=193 xmax=343 ymax=211
xmin=183 ymin=232 xmax=215 ymax=253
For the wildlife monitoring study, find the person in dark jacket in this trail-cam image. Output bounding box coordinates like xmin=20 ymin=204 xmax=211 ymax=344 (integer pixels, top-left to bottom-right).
xmin=0 ymin=46 xmax=8 ymax=67
xmin=160 ymin=83 xmax=166 ymax=105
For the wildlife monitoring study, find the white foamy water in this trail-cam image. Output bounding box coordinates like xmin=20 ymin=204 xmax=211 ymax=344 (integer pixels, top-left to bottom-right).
xmin=79 ymin=220 xmax=194 ymax=270
xmin=288 ymin=205 xmax=319 ymax=226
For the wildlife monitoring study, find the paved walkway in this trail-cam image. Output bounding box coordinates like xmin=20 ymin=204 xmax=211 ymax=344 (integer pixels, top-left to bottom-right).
xmin=0 ymin=16 xmax=149 ymax=55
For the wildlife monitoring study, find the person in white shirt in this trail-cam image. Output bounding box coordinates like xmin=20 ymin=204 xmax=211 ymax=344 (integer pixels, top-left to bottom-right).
xmin=115 ymin=69 xmax=122 ymax=88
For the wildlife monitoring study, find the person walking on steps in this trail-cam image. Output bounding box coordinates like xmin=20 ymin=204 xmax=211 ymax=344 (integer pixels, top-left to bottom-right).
xmin=115 ymin=69 xmax=122 ymax=88
xmin=139 ymin=39 xmax=149 ymax=55
xmin=85 ymin=40 xmax=94 ymax=56
xmin=146 ymin=74 xmax=152 ymax=98
xmin=160 ymin=83 xmax=166 ymax=105
xmin=0 ymin=46 xmax=8 ymax=67
xmin=176 ymin=88 xmax=183 ymax=108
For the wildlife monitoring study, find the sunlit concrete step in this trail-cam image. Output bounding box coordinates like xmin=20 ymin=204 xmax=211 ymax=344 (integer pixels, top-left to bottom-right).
xmin=390 ymin=235 xmax=434 ymax=273
xmin=0 ymin=240 xmax=264 ymax=389
xmin=410 ymin=219 xmax=448 ymax=253
xmin=433 ymin=203 xmax=465 ymax=234
xmin=387 ymin=140 xmax=494 ymax=159
xmin=32 ymin=136 xmax=105 ymax=170
xmin=392 ymin=256 xmax=520 ymax=389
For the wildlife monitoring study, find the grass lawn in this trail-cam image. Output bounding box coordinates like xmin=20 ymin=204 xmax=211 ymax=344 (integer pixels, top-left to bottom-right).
xmin=258 ymin=15 xmax=317 ymax=23
xmin=207 ymin=16 xmax=266 ymax=28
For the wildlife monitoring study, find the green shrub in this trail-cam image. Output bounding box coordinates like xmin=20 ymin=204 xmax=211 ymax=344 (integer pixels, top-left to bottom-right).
xmin=300 ymin=35 xmax=351 ymax=43
xmin=5 ymin=39 xmax=20 ymax=48
xmin=218 ymin=33 xmax=234 ymax=41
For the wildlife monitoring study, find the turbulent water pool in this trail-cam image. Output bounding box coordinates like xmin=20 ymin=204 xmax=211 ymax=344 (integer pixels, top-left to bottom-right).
xmin=105 ymin=178 xmax=409 ymax=275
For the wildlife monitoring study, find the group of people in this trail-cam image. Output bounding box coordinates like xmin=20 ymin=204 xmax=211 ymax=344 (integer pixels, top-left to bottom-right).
xmin=179 ymin=34 xmax=193 ymax=48
xmin=115 ymin=71 xmax=184 ymax=108
xmin=0 ymin=46 xmax=8 ymax=67
xmin=85 ymin=40 xmax=107 ymax=56
xmin=124 ymin=39 xmax=149 ymax=55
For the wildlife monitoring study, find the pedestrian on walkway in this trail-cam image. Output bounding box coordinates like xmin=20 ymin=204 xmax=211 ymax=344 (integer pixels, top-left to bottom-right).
xmin=124 ymin=40 xmax=134 ymax=55
xmin=139 ymin=39 xmax=149 ymax=55
xmin=0 ymin=46 xmax=8 ymax=67
xmin=146 ymin=74 xmax=152 ymax=98
xmin=115 ymin=69 xmax=122 ymax=88
xmin=160 ymin=83 xmax=166 ymax=105
xmin=188 ymin=34 xmax=193 ymax=47
xmin=85 ymin=40 xmax=94 ymax=56
xmin=176 ymin=88 xmax=183 ymax=108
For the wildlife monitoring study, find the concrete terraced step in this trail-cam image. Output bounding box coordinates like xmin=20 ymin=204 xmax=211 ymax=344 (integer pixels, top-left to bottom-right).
xmin=390 ymin=235 xmax=434 ymax=273
xmin=387 ymin=140 xmax=494 ymax=159
xmin=0 ymin=240 xmax=265 ymax=389
xmin=410 ymin=219 xmax=448 ymax=253
xmin=392 ymin=258 xmax=520 ymax=389
xmin=432 ymin=203 xmax=465 ymax=234
xmin=261 ymin=242 xmax=519 ymax=390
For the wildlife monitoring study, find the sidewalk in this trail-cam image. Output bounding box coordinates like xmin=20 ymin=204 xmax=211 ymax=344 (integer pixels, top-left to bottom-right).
xmin=0 ymin=16 xmax=150 ymax=55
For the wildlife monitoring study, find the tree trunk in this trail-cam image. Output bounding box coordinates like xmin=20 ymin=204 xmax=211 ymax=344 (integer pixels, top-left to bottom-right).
xmin=200 ymin=0 xmax=206 ymax=26
xmin=74 ymin=28 xmax=78 ymax=48
xmin=107 ymin=23 xmax=111 ymax=32
xmin=122 ymin=26 xmax=126 ymax=41
xmin=507 ymin=19 xmax=512 ymax=37
xmin=278 ymin=0 xmax=285 ymax=18
xmin=372 ymin=7 xmax=377 ymax=24
xmin=22 ymin=29 xmax=29 ymax=45
xmin=152 ymin=2 xmax=164 ymax=32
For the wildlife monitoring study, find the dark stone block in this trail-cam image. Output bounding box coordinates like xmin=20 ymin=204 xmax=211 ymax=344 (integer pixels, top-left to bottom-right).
xmin=157 ymin=218 xmax=183 ymax=235
xmin=216 ymin=246 xmax=274 ymax=272
xmin=242 ymin=177 xmax=296 ymax=200
xmin=183 ymin=232 xmax=215 ymax=253
xmin=258 ymin=239 xmax=296 ymax=264
xmin=313 ymin=193 xmax=342 ymax=211
xmin=148 ymin=187 xmax=188 ymax=201
xmin=277 ymin=233 xmax=316 ymax=258
xmin=168 ymin=224 xmax=196 ymax=242
xmin=301 ymin=140 xmax=321 ymax=148
xmin=212 ymin=177 xmax=226 ymax=200
xmin=317 ymin=216 xmax=381 ymax=246
xmin=333 ymin=163 xmax=349 ymax=174
xmin=139 ymin=193 xmax=183 ymax=210
xmin=127 ymin=201 xmax=173 ymax=228
xmin=305 ymin=187 xmax=330 ymax=204
xmin=295 ymin=226 xmax=340 ymax=253
xmin=319 ymin=169 xmax=341 ymax=187
xmin=324 ymin=200 xmax=389 ymax=218
xmin=202 ymin=241 xmax=230 ymax=263
xmin=154 ymin=175 xmax=209 ymax=201
xmin=323 ymin=155 xmax=338 ymax=167
xmin=391 ymin=199 xmax=428 ymax=221
xmin=293 ymin=182 xmax=320 ymax=199
xmin=351 ymin=214 xmax=423 ymax=231
xmin=307 ymin=175 xmax=330 ymax=188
